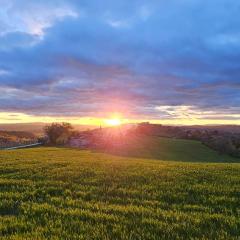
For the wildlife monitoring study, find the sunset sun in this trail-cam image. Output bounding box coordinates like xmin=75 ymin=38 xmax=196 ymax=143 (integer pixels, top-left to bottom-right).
xmin=105 ymin=118 xmax=122 ymax=126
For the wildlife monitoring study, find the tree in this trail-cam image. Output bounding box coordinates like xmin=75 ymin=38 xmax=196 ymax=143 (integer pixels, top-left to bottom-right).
xmin=44 ymin=122 xmax=73 ymax=145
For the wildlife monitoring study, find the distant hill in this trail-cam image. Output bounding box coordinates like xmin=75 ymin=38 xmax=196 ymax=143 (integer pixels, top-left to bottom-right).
xmin=0 ymin=123 xmax=46 ymax=135
xmin=185 ymin=125 xmax=240 ymax=133
xmin=0 ymin=130 xmax=37 ymax=148
xmin=0 ymin=130 xmax=35 ymax=139
xmin=0 ymin=123 xmax=97 ymax=135
xmin=71 ymin=123 xmax=240 ymax=159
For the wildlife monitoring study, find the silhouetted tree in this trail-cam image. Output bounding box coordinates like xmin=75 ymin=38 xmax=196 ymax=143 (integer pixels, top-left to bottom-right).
xmin=44 ymin=122 xmax=73 ymax=145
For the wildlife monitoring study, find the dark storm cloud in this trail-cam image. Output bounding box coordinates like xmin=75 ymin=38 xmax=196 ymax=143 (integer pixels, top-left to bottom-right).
xmin=0 ymin=0 xmax=240 ymax=119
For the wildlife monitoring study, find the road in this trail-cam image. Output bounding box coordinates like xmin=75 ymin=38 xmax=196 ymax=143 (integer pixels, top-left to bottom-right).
xmin=2 ymin=143 xmax=43 ymax=150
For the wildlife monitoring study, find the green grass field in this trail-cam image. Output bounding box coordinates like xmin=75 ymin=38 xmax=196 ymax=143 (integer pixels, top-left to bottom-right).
xmin=105 ymin=136 xmax=237 ymax=162
xmin=0 ymin=137 xmax=240 ymax=239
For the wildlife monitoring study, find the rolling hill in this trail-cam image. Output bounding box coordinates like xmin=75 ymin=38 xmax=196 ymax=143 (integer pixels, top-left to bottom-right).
xmin=0 ymin=123 xmax=97 ymax=135
xmin=103 ymin=136 xmax=238 ymax=163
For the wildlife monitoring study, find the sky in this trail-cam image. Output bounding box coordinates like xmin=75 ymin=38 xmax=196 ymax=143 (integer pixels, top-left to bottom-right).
xmin=0 ymin=0 xmax=240 ymax=125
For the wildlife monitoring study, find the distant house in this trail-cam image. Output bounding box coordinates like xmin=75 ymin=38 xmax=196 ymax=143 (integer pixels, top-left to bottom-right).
xmin=69 ymin=136 xmax=91 ymax=148
xmin=69 ymin=129 xmax=103 ymax=148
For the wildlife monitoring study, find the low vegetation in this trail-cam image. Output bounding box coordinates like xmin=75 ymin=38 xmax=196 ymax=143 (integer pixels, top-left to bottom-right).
xmin=0 ymin=131 xmax=36 ymax=149
xmin=0 ymin=137 xmax=239 ymax=239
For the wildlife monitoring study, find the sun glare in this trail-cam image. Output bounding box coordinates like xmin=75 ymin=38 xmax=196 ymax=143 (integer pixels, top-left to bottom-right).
xmin=105 ymin=118 xmax=122 ymax=126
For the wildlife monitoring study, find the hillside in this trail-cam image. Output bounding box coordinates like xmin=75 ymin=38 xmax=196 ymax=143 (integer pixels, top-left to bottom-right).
xmin=0 ymin=123 xmax=46 ymax=135
xmin=0 ymin=147 xmax=239 ymax=239
xmin=100 ymin=136 xmax=238 ymax=163
xmin=72 ymin=123 xmax=240 ymax=158
xmin=186 ymin=124 xmax=240 ymax=133
xmin=0 ymin=131 xmax=36 ymax=149
xmin=0 ymin=123 xmax=96 ymax=135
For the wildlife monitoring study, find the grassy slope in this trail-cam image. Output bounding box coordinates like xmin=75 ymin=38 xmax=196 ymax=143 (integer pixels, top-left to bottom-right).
xmin=107 ymin=136 xmax=237 ymax=163
xmin=0 ymin=139 xmax=239 ymax=239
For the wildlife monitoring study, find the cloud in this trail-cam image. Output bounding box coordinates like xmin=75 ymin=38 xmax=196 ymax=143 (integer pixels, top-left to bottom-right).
xmin=155 ymin=105 xmax=240 ymax=120
xmin=0 ymin=69 xmax=10 ymax=75
xmin=0 ymin=0 xmax=78 ymax=38
xmin=0 ymin=0 xmax=240 ymax=122
xmin=106 ymin=19 xmax=130 ymax=28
